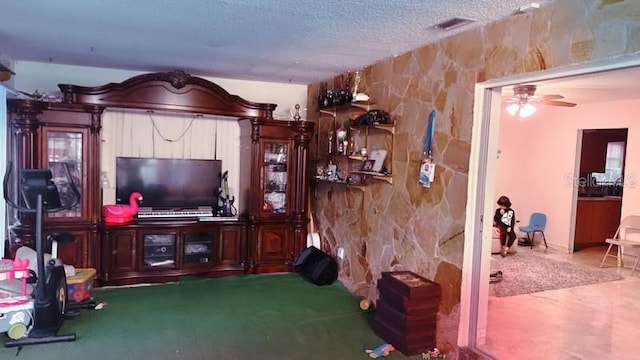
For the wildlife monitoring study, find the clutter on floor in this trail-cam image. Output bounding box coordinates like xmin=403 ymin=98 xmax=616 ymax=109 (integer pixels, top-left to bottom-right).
xmin=374 ymin=271 xmax=440 ymax=356
xmin=67 ymin=268 xmax=97 ymax=303
xmin=0 ymin=258 xmax=34 ymax=340
xmin=489 ymin=270 xmax=503 ymax=283
xmin=15 ymin=245 xmax=76 ymax=277
xmin=422 ymin=347 xmax=447 ymax=359
xmin=365 ymin=343 xmax=395 ymax=358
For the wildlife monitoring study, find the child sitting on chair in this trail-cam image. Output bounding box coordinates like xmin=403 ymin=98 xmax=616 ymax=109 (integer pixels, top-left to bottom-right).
xmin=494 ymin=195 xmax=516 ymax=257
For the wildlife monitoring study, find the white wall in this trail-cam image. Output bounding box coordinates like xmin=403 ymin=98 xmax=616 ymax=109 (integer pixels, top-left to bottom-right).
xmin=495 ymin=98 xmax=640 ymax=252
xmin=14 ymin=61 xmax=309 ymax=119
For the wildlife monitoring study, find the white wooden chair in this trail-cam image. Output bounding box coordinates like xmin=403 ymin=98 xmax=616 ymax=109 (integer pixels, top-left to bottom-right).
xmin=599 ymin=215 xmax=640 ymax=275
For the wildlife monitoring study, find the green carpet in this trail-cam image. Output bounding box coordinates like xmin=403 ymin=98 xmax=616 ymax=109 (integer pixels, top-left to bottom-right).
xmin=1 ymin=274 xmax=419 ymax=359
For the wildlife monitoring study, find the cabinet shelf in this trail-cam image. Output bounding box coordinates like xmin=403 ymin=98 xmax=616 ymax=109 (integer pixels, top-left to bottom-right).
xmin=314 ymin=178 xmax=366 ymax=191
xmin=351 ymin=123 xmax=396 ymax=135
xmin=314 ymin=97 xmax=394 ymax=191
xmin=350 ymin=171 xmax=394 ymax=184
xmin=351 ymin=101 xmax=375 ymax=111
xmin=319 ymin=101 xmax=374 ymax=117
xmin=316 ymin=153 xmax=355 ymax=159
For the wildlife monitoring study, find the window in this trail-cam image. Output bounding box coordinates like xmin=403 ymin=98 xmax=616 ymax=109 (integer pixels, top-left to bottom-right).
xmin=592 ymin=141 xmax=625 ymax=184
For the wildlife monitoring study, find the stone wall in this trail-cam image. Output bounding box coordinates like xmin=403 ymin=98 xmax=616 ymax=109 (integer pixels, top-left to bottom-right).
xmin=307 ymin=0 xmax=640 ymax=356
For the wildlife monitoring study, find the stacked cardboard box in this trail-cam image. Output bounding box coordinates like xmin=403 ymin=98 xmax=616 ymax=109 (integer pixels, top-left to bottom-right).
xmin=374 ymin=271 xmax=441 ymax=356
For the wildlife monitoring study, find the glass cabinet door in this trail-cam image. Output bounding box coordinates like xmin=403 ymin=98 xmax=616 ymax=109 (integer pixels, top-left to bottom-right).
xmin=143 ymin=234 xmax=176 ymax=268
xmin=262 ymin=141 xmax=290 ymax=215
xmin=45 ymin=129 xmax=85 ymax=219
xmin=183 ymin=232 xmax=214 ymax=266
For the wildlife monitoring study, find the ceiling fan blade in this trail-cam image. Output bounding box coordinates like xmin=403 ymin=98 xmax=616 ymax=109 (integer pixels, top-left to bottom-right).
xmin=542 ymin=100 xmax=577 ymax=107
xmin=536 ymin=94 xmax=564 ymax=100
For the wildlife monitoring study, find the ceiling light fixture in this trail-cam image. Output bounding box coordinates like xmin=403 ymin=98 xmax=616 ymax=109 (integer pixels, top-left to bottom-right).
xmin=506 ymin=102 xmax=537 ymax=118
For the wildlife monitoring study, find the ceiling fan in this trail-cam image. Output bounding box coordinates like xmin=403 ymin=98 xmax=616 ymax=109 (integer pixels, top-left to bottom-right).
xmin=505 ymin=84 xmax=577 ymax=118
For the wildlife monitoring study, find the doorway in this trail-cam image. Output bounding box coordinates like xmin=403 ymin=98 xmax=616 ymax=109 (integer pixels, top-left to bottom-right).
xmin=458 ymin=53 xmax=640 ymax=354
xmin=574 ymin=128 xmax=627 ymax=252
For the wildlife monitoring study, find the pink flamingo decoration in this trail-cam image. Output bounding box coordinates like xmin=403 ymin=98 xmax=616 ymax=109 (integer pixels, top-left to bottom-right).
xmin=102 ymin=192 xmax=143 ymax=224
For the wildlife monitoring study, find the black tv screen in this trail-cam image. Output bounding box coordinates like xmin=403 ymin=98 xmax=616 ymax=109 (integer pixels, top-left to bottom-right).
xmin=115 ymin=157 xmax=222 ymax=209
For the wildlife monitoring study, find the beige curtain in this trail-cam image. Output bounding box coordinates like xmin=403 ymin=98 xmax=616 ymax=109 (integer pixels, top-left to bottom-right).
xmin=101 ymin=108 xmax=240 ymax=206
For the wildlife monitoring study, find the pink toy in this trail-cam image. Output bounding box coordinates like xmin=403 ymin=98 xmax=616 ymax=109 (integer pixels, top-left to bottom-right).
xmin=0 ymin=258 xmax=31 ymax=306
xmin=102 ymin=192 xmax=143 ymax=224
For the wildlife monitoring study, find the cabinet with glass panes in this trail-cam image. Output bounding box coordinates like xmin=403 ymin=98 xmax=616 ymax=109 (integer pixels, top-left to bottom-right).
xmin=6 ymin=100 xmax=105 ymax=270
xmin=239 ymin=118 xmax=314 ymax=274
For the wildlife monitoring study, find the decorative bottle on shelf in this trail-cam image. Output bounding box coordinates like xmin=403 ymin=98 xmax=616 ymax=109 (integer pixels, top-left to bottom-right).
xmin=336 ymin=122 xmax=347 ymax=155
xmin=327 ymin=130 xmax=334 ymax=154
xmin=349 ymin=129 xmax=360 ymax=155
xmin=327 ymin=160 xmax=337 ymax=181
xmin=318 ymin=83 xmax=326 ymax=109
xmin=324 ymin=90 xmax=334 ymax=108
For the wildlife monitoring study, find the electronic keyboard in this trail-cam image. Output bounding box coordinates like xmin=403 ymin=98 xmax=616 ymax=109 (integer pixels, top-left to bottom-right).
xmin=137 ymin=207 xmax=213 ymax=219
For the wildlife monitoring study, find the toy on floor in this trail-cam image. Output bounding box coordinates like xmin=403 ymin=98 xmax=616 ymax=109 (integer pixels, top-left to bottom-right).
xmin=15 ymin=245 xmax=76 ymax=277
xmin=359 ymin=298 xmax=372 ymax=311
xmin=365 ymin=343 xmax=395 ymax=358
xmin=94 ymin=301 xmax=108 ymax=310
xmin=489 ymin=270 xmax=503 ymax=283
xmin=422 ymin=347 xmax=446 ymax=359
xmin=0 ymin=258 xmax=34 ymax=340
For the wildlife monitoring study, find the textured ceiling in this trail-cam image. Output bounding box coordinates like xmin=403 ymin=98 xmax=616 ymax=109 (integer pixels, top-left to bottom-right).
xmin=0 ymin=0 xmax=554 ymax=84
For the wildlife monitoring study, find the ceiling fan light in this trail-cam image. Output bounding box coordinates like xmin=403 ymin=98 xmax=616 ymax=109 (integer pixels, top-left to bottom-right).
xmin=506 ymin=103 xmax=520 ymax=116
xmin=519 ymin=103 xmax=537 ymax=118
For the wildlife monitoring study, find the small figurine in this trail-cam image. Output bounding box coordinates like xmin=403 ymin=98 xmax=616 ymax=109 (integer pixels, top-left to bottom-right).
xmin=365 ymin=343 xmax=395 ymax=358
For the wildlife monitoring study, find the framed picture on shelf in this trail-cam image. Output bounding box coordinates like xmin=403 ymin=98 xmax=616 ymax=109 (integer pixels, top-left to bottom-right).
xmin=362 ymin=160 xmax=375 ymax=172
xmin=368 ymin=149 xmax=387 ymax=172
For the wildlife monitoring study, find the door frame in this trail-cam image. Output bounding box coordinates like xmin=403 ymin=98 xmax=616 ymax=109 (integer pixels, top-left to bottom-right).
xmin=458 ymin=53 xmax=640 ymax=351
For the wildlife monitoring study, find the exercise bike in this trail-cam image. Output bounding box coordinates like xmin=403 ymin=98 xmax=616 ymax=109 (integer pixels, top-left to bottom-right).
xmin=3 ymin=163 xmax=81 ymax=347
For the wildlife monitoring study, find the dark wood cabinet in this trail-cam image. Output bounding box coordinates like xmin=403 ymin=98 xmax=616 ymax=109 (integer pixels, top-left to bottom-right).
xmin=6 ymin=71 xmax=313 ymax=285
xmin=580 ymin=131 xmax=608 ymax=173
xmin=101 ymin=220 xmax=247 ymax=285
xmin=216 ymin=225 xmax=247 ymax=270
xmin=108 ymin=229 xmax=138 ymax=275
xmin=255 ymin=223 xmax=293 ymax=272
xmin=6 ymin=100 xmax=105 ymax=271
xmin=240 ymin=119 xmax=314 ymax=274
xmin=574 ymin=198 xmax=621 ymax=250
xmin=45 ymin=227 xmax=96 ymax=269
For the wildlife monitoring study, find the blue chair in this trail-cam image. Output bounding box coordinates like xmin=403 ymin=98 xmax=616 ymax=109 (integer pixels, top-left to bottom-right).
xmin=518 ymin=213 xmax=547 ymax=249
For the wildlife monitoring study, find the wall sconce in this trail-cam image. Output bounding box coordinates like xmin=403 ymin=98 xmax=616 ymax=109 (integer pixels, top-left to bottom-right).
xmin=506 ymin=102 xmax=536 ymax=118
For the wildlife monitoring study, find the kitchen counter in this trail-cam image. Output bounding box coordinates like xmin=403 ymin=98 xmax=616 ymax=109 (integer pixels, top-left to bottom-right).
xmin=578 ymin=196 xmax=622 ymax=201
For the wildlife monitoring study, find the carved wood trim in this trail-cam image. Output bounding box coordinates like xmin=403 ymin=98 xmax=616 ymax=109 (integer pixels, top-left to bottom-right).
xmin=58 ymin=70 xmax=277 ymax=119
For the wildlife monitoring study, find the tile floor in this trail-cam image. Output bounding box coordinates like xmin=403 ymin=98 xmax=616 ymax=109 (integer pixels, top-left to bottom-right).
xmin=479 ymin=246 xmax=640 ymax=359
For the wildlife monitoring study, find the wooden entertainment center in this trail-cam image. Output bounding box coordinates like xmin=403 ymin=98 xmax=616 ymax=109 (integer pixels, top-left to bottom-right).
xmin=6 ymin=71 xmax=314 ymax=285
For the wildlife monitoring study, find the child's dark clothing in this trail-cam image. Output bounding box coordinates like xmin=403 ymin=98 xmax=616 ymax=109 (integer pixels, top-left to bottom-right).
xmin=494 ymin=207 xmax=516 ymax=248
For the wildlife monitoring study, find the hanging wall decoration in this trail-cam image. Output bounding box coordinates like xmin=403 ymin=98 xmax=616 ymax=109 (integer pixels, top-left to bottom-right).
xmin=419 ymin=110 xmax=436 ymax=188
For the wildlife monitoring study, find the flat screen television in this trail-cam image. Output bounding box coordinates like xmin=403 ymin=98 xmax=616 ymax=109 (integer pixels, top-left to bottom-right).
xmin=115 ymin=157 xmax=222 ymax=209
